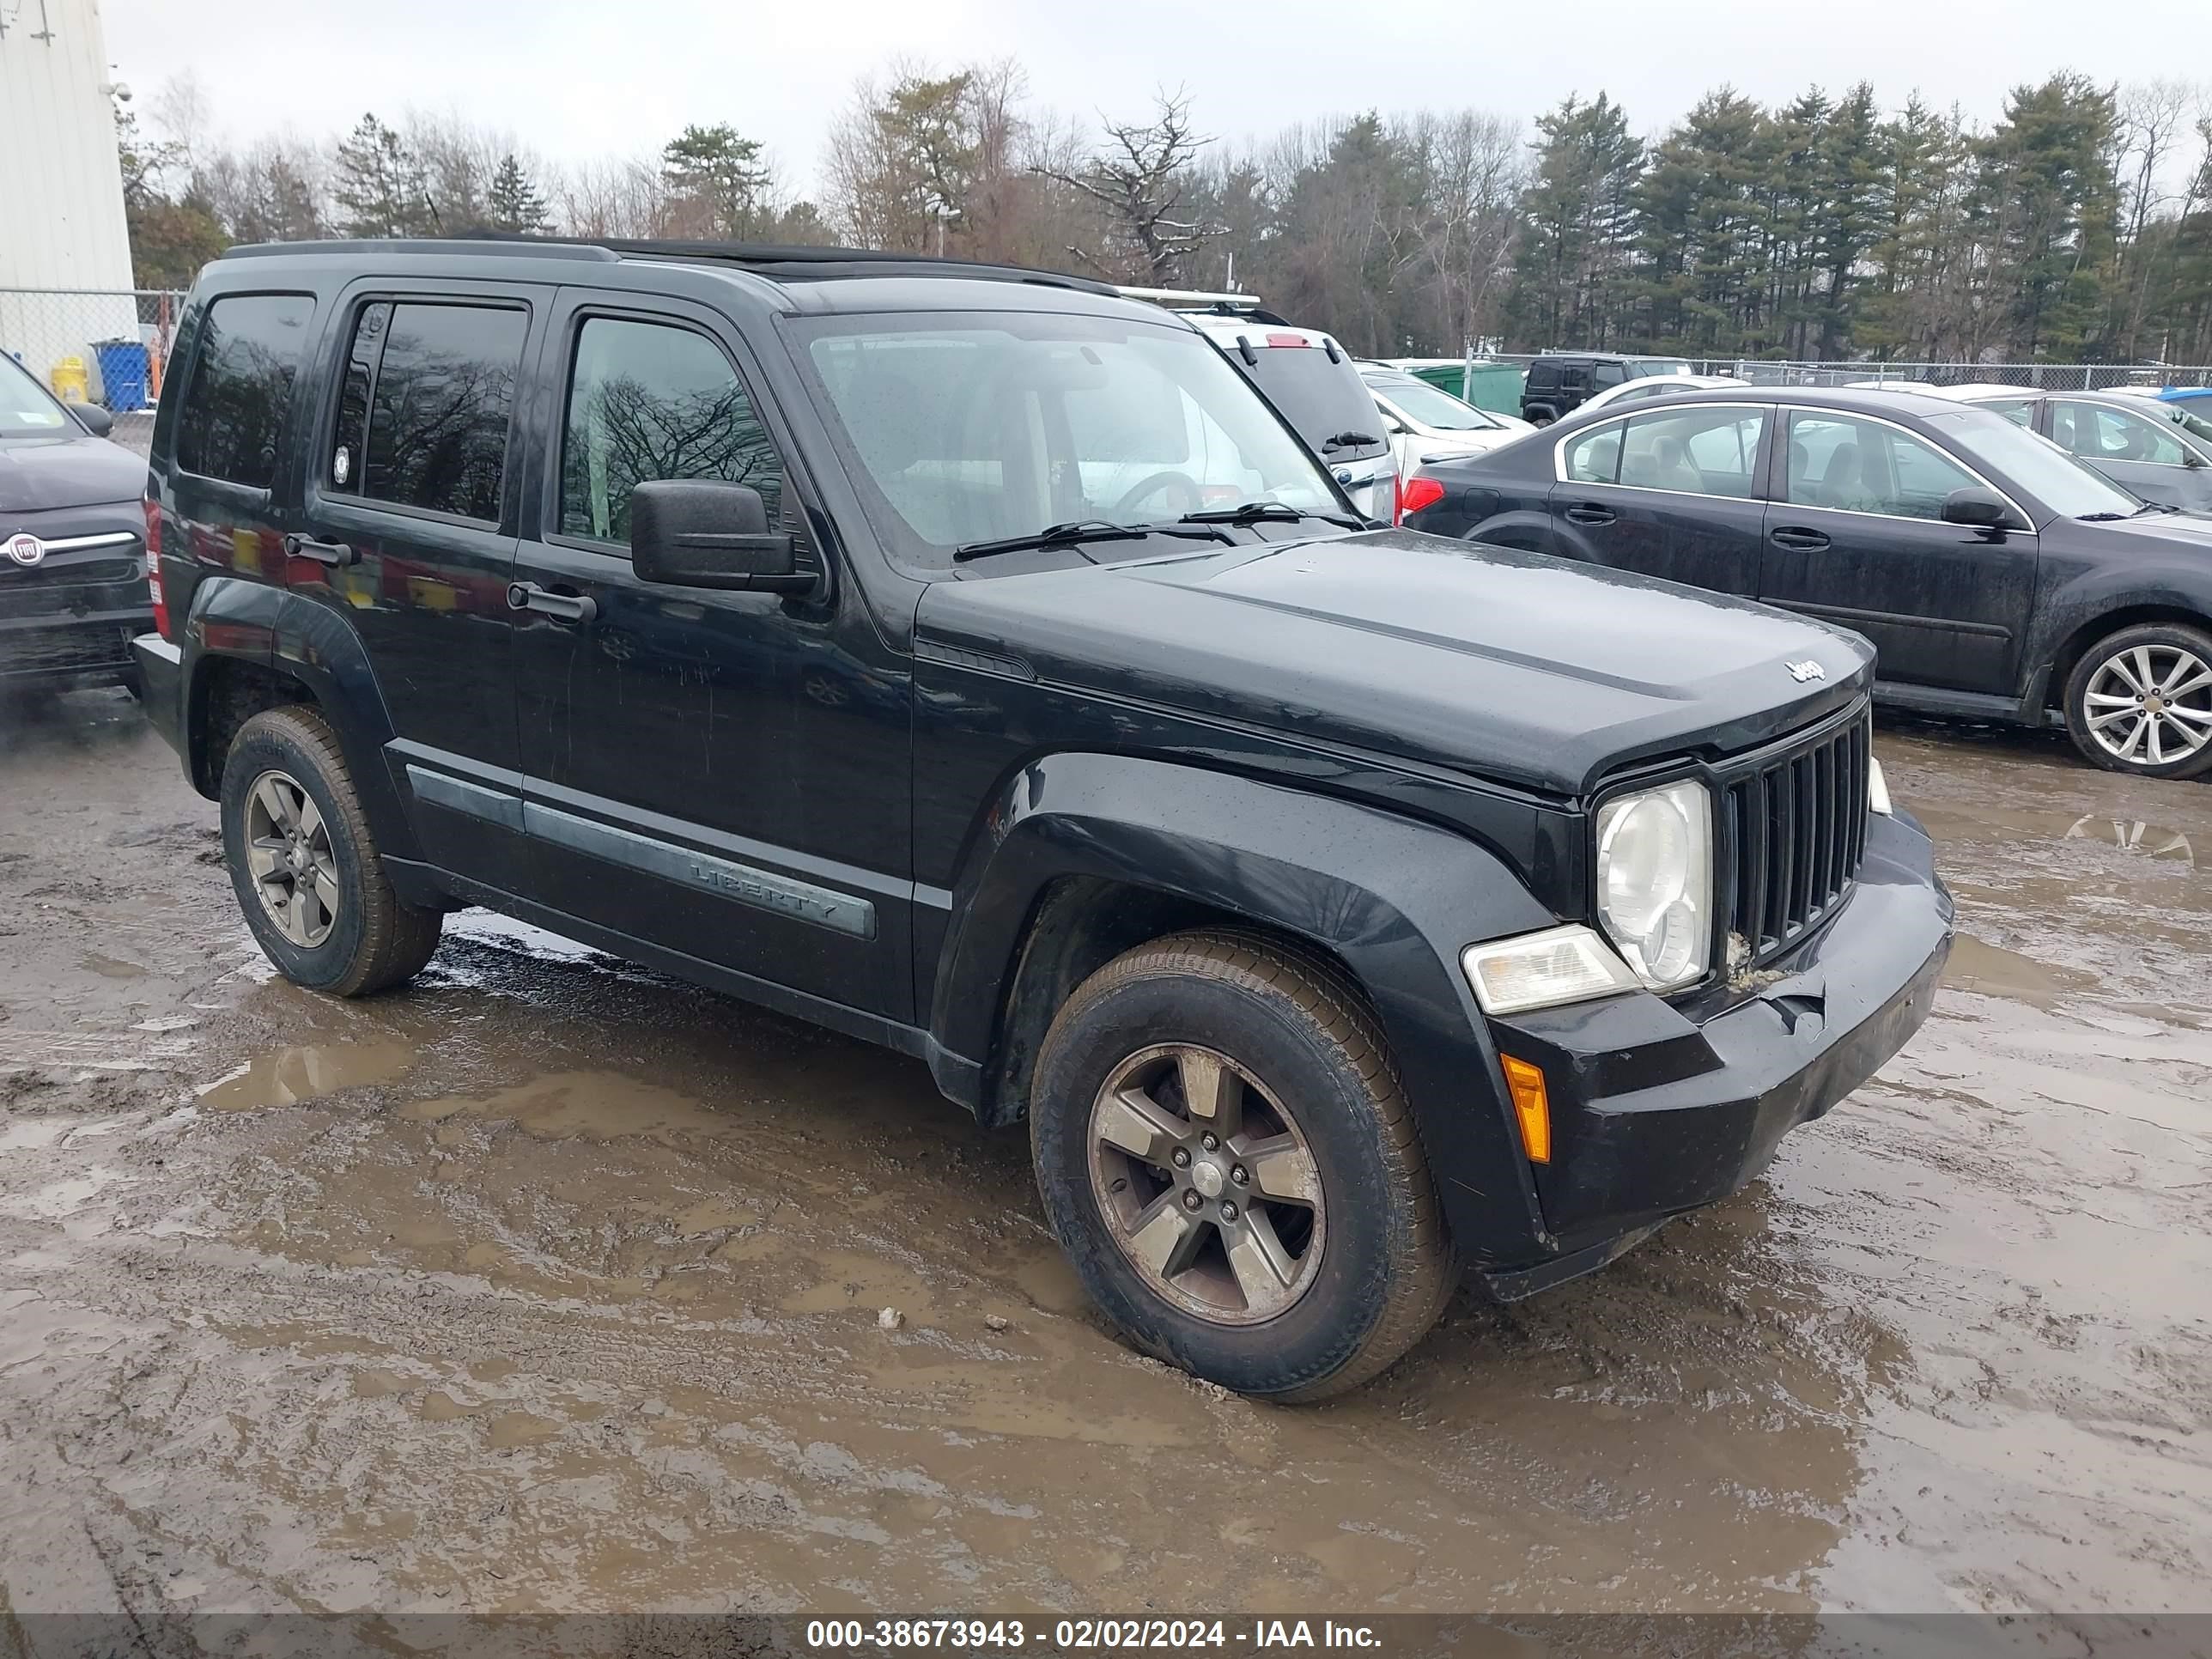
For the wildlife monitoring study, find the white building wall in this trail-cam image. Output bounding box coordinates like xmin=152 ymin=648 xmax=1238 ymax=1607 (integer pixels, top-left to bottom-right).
xmin=0 ymin=0 xmax=141 ymax=397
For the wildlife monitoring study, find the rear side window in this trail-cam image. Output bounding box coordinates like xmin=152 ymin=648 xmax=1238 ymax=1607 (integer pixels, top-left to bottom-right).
xmin=176 ymin=293 xmax=315 ymax=489
xmin=1620 ymin=407 xmax=1766 ymax=497
xmin=328 ymin=301 xmax=526 ymax=523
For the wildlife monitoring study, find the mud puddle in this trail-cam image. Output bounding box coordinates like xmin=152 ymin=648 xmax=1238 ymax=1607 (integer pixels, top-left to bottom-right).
xmin=0 ymin=690 xmax=2206 ymax=1620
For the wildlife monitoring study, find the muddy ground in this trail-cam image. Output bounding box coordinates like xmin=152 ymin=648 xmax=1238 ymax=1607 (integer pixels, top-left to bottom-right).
xmin=0 ymin=687 xmax=2206 ymax=1621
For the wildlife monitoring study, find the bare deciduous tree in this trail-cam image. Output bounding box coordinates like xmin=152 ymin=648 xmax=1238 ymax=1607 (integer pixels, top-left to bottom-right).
xmin=1036 ymin=91 xmax=1221 ymax=283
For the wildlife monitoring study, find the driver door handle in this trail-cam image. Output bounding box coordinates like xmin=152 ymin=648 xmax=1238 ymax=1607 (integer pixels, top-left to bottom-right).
xmin=1770 ymin=526 xmax=1831 ymax=551
xmin=1563 ymin=503 xmax=1615 ymax=526
xmin=507 ymin=581 xmax=598 ymax=626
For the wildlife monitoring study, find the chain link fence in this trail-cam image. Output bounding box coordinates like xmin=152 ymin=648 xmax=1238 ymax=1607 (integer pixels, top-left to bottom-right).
xmin=1 ymin=288 xmax=186 ymax=456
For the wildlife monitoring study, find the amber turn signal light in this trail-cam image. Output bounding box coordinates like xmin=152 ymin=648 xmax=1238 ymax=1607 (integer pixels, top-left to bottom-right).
xmin=1500 ymin=1055 xmax=1551 ymax=1164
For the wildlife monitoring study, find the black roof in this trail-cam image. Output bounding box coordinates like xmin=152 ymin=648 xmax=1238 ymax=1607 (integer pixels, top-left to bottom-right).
xmin=218 ymin=234 xmax=1119 ymax=296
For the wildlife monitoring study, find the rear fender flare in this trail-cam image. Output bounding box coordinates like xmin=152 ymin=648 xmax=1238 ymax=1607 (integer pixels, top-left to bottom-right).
xmin=931 ymin=751 xmax=1559 ymax=1261
xmin=183 ymin=578 xmax=421 ymax=862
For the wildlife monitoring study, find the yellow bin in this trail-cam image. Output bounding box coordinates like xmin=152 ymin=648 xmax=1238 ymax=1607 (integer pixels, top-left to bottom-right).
xmin=50 ymin=356 xmax=90 ymax=403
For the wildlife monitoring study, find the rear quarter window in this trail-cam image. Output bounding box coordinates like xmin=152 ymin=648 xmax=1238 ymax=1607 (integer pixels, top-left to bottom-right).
xmin=174 ymin=293 xmax=316 ymax=490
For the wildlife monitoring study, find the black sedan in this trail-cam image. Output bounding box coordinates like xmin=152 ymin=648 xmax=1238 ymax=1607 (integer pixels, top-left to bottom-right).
xmin=1406 ymin=386 xmax=2212 ymax=780
xmin=1 ymin=349 xmax=153 ymax=696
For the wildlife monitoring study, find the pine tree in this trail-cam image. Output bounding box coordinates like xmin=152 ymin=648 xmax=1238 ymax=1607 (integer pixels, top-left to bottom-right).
xmin=1976 ymin=75 xmax=2121 ymax=358
xmin=1810 ymin=84 xmax=1887 ymax=356
xmin=331 ymin=114 xmax=433 ymax=239
xmin=1509 ymin=94 xmax=1644 ymax=349
xmin=486 ymin=153 xmax=552 ymax=234
xmin=660 ymin=124 xmax=774 ymax=240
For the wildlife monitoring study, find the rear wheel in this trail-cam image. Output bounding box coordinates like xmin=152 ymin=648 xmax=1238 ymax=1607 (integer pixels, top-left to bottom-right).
xmin=220 ymin=705 xmax=444 ymax=994
xmin=2062 ymin=623 xmax=2212 ymax=780
xmin=1029 ymin=930 xmax=1453 ymax=1401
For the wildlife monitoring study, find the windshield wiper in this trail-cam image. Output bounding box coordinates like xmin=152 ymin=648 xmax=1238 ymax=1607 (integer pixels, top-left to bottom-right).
xmin=952 ymin=520 xmax=1230 ymax=564
xmin=2076 ymin=511 xmax=2131 ymax=521
xmin=1321 ymin=430 xmax=1382 ymax=452
xmin=1178 ymin=501 xmax=1367 ymax=531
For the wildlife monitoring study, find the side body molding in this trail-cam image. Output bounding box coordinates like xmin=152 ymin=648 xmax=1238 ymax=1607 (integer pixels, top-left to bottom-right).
xmin=929 ymin=751 xmax=1560 ymax=1264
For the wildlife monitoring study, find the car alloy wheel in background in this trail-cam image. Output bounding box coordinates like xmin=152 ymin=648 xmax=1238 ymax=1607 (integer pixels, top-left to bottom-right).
xmin=2066 ymin=623 xmax=2212 ymax=780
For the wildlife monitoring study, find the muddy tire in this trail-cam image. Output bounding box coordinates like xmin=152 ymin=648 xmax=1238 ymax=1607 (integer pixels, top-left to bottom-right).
xmin=1030 ymin=930 xmax=1453 ymax=1401
xmin=2062 ymin=623 xmax=2212 ymax=781
xmin=220 ymin=705 xmax=443 ymax=996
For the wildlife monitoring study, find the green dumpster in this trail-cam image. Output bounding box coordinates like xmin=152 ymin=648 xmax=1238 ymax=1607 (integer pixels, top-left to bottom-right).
xmin=1384 ymin=359 xmax=1524 ymax=416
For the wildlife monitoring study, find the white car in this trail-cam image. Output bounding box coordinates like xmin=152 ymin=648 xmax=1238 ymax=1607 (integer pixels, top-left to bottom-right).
xmin=1571 ymin=372 xmax=1743 ymax=416
xmin=1122 ymin=291 xmax=1397 ymax=521
xmin=1358 ymin=365 xmax=1532 ymax=488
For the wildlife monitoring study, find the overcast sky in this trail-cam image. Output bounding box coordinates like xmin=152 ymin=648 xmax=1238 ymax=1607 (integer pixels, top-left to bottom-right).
xmin=103 ymin=0 xmax=2212 ymax=193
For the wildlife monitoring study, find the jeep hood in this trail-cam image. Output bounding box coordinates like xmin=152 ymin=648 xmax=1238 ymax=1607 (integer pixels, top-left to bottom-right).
xmin=915 ymin=530 xmax=1875 ymax=797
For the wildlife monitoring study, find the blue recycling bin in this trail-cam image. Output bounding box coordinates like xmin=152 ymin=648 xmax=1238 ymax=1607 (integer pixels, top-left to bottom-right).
xmin=92 ymin=339 xmax=150 ymax=412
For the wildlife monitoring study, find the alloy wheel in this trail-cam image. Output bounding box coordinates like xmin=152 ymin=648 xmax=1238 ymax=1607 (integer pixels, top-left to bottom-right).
xmin=2082 ymin=644 xmax=2212 ymax=768
xmin=1085 ymin=1042 xmax=1325 ymax=1326
xmin=242 ymin=769 xmax=341 ymax=948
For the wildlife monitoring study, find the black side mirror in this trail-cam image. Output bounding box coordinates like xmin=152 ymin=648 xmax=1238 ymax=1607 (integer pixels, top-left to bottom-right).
xmin=1941 ymin=486 xmax=2011 ymax=528
xmin=2184 ymin=450 xmax=2208 ymax=470
xmin=72 ymin=404 xmax=114 ymax=439
xmin=630 ymin=479 xmax=811 ymax=594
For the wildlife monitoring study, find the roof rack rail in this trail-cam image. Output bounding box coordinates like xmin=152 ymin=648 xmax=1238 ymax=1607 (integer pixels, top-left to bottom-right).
xmin=216 ymin=233 xmax=1119 ymax=295
xmin=218 ymin=237 xmax=620 ymax=263
xmin=483 ymin=232 xmax=1119 ymax=294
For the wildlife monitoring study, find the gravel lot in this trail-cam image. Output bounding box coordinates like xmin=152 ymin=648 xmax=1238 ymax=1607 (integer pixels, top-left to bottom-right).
xmin=0 ymin=687 xmax=2206 ymax=1622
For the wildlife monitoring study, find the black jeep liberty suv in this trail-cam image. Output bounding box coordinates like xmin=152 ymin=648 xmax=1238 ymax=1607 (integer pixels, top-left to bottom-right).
xmin=136 ymin=239 xmax=1952 ymax=1399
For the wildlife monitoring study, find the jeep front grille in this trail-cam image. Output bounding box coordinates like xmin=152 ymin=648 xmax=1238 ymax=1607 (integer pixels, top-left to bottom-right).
xmin=1721 ymin=709 xmax=1871 ymax=962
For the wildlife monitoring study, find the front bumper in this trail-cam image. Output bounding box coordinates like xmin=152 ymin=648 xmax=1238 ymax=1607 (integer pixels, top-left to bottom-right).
xmin=1480 ymin=807 xmax=1952 ymax=1292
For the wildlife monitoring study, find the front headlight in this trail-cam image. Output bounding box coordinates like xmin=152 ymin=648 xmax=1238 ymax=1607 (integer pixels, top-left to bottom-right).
xmin=1595 ymin=780 xmax=1712 ymax=990
xmin=1868 ymin=755 xmax=1893 ymax=815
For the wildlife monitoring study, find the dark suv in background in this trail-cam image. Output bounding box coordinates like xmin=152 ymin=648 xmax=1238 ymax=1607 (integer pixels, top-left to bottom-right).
xmin=0 ymin=349 xmax=153 ymax=696
xmin=1521 ymin=351 xmax=1693 ymax=426
xmin=135 ymin=238 xmax=1951 ymax=1400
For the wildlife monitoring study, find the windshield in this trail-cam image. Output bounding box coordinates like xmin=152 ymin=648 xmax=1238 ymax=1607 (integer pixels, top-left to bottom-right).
xmin=1239 ymin=346 xmax=1389 ymax=459
xmin=0 ymin=351 xmax=76 ymax=439
xmin=1928 ymin=408 xmax=2144 ymax=519
xmin=1368 ymin=377 xmax=1499 ymax=432
xmin=1632 ymin=359 xmax=1692 ymax=379
xmin=797 ymin=312 xmax=1344 ymax=568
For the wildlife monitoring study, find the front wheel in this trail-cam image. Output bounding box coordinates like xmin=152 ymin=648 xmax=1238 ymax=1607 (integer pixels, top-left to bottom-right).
xmin=220 ymin=705 xmax=445 ymax=994
xmin=1030 ymin=931 xmax=1453 ymax=1401
xmin=2062 ymin=623 xmax=2212 ymax=780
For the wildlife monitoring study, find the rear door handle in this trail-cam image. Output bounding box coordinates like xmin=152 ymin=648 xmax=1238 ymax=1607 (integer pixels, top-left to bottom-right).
xmin=507 ymin=581 xmax=599 ymax=626
xmin=282 ymin=533 xmax=356 ymax=567
xmin=1563 ymin=503 xmax=1615 ymax=526
xmin=1770 ymin=526 xmax=1831 ymax=551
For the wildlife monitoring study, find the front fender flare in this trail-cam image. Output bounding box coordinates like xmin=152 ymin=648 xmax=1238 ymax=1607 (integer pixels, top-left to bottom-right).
xmin=932 ymin=751 xmax=1560 ymax=1262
